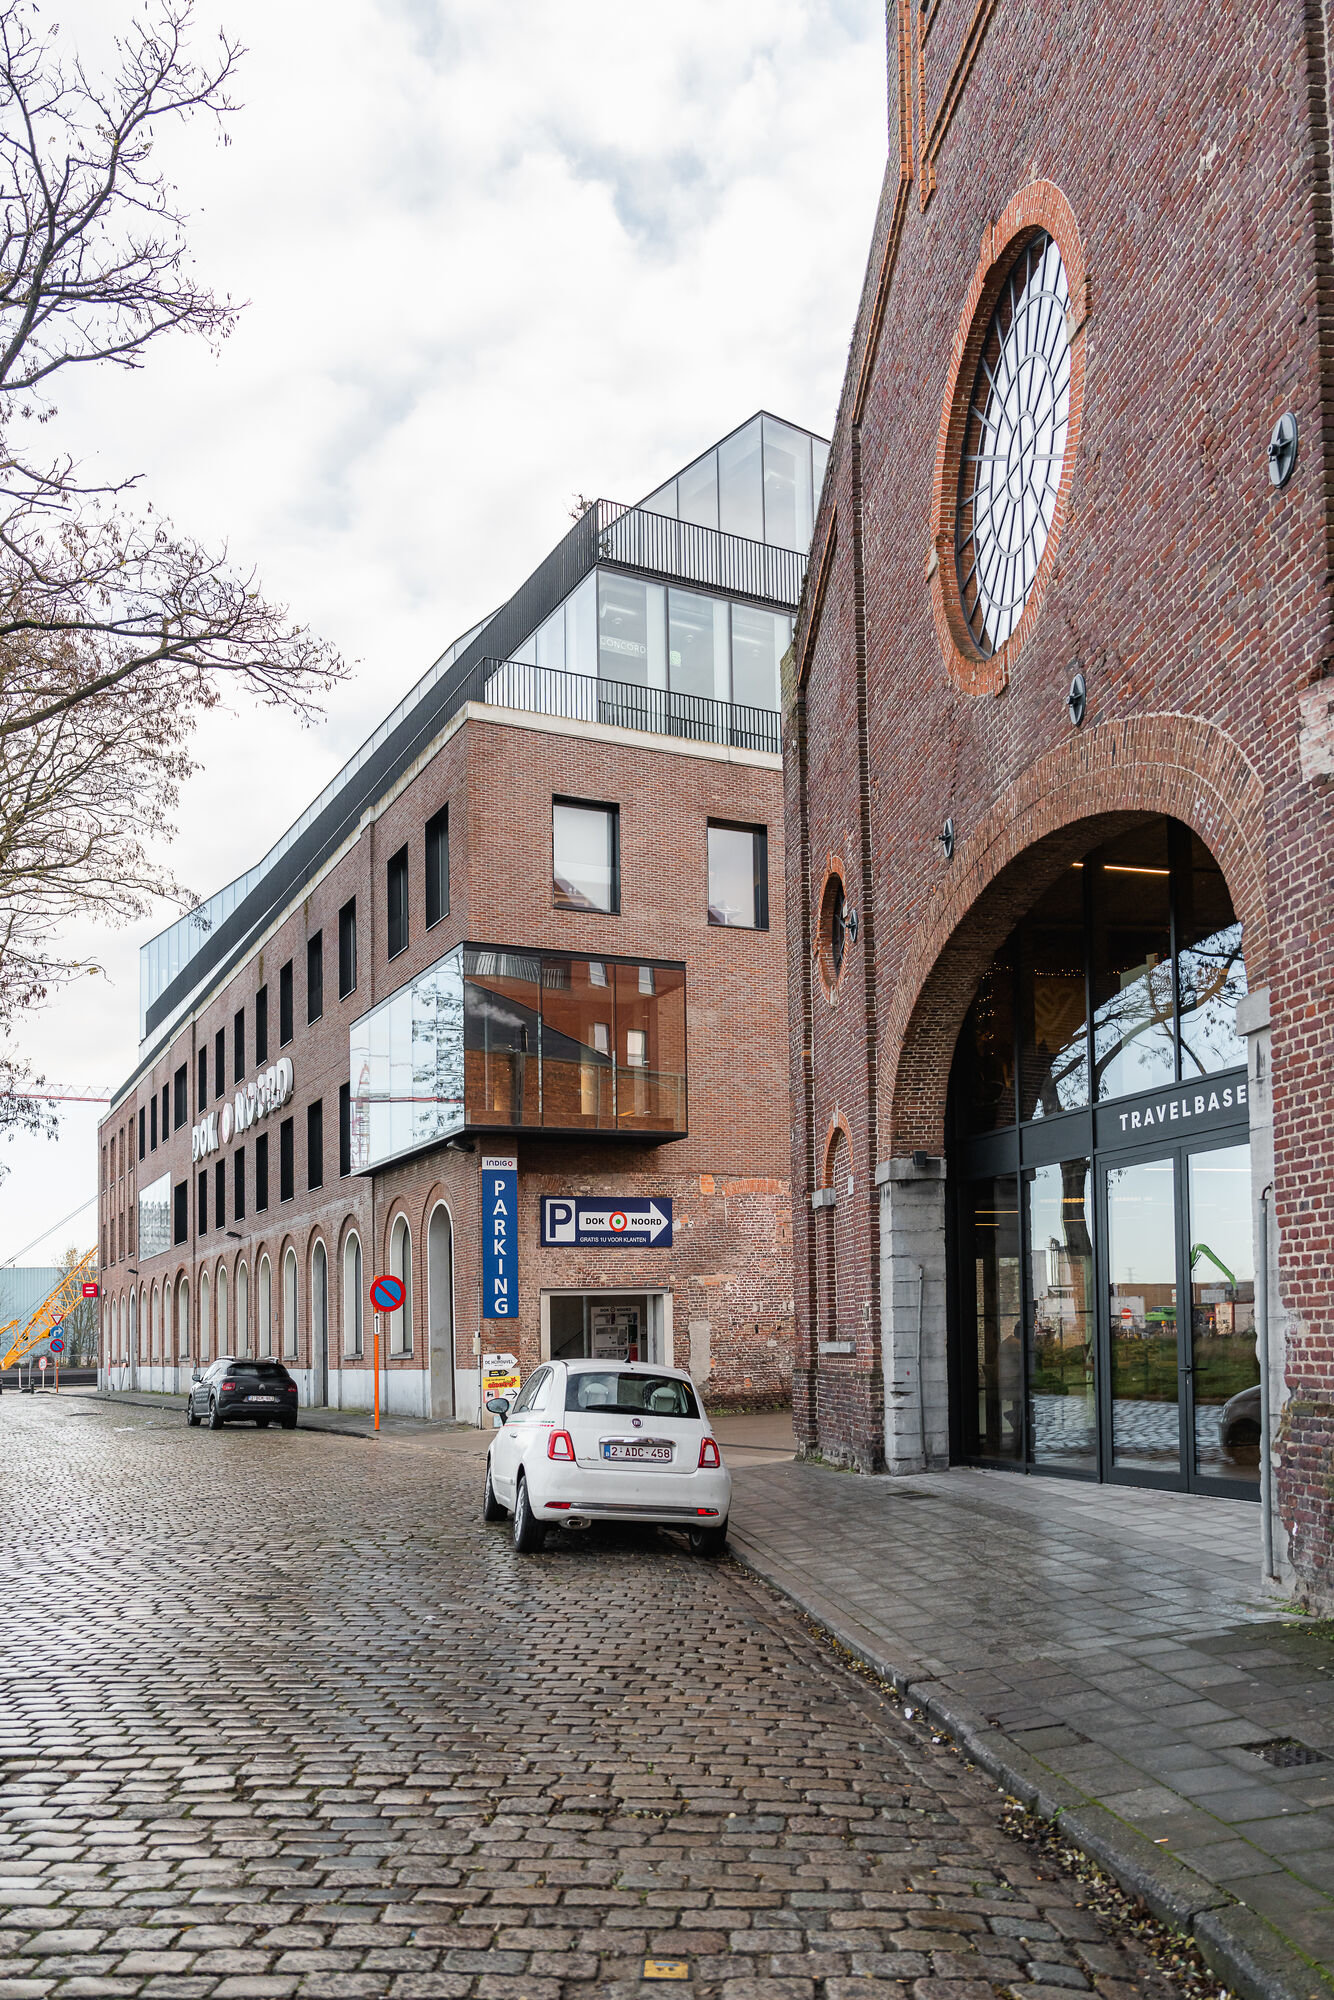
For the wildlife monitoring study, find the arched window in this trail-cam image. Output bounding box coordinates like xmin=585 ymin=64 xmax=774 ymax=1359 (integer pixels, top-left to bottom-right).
xmin=131 ymin=1288 xmax=140 ymax=1361
xmin=282 ymin=1247 xmax=298 ymax=1359
xmin=258 ymin=1256 xmax=272 ymax=1356
xmin=427 ymin=1203 xmax=454 ymax=1419
xmin=176 ymin=1277 xmax=190 ymax=1361
xmin=216 ymin=1263 xmax=229 ymax=1354
xmin=389 ymin=1215 xmax=413 ymax=1356
xmin=199 ymin=1271 xmax=211 ymax=1364
xmin=343 ymin=1232 xmax=363 ymax=1358
xmin=237 ymin=1262 xmax=250 ymax=1357
xmin=109 ymin=1296 xmax=118 ymax=1364
xmin=150 ymin=1283 xmax=160 ymax=1362
xmin=311 ymin=1241 xmax=329 ymax=1403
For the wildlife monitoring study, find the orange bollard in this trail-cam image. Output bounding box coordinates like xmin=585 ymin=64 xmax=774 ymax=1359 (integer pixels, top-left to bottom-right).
xmin=373 ymin=1312 xmax=381 ymax=1431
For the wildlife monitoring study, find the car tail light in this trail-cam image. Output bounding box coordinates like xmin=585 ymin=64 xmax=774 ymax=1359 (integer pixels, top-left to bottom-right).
xmin=696 ymin=1507 xmax=719 ymax=1516
xmin=221 ymin=1380 xmax=236 ymax=1390
xmin=548 ymin=1430 xmax=576 ymax=1461
xmin=548 ymin=1500 xmax=572 ymax=1510
xmin=698 ymin=1437 xmax=721 ymax=1469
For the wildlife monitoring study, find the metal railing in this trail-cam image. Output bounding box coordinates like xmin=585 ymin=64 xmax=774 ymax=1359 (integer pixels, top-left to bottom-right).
xmin=480 ymin=658 xmax=782 ymax=754
xmin=595 ymin=499 xmax=806 ymax=608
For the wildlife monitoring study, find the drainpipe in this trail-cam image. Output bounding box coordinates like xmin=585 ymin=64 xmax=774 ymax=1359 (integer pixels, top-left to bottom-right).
xmin=916 ymin=1264 xmax=927 ymax=1469
xmin=1258 ymin=1183 xmax=1277 ymax=1581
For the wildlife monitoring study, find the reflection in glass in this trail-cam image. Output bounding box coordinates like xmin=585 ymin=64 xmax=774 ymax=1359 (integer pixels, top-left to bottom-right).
xmin=553 ymin=801 xmax=617 ymax=913
xmin=1188 ymin=1145 xmax=1258 ymax=1484
xmin=731 ymin=604 xmax=789 ymax=710
xmin=1093 ymin=824 xmax=1176 ymax=1101
xmin=539 ymin=958 xmax=615 ymax=1129
xmin=464 ymin=950 xmax=540 ymax=1128
xmin=718 ymin=419 xmax=764 ymax=541
xmin=565 ymin=573 xmax=597 ymax=677
xmin=669 ymin=588 xmax=728 ymax=701
xmin=707 ymin=824 xmax=766 ymax=928
xmin=614 ymin=961 xmax=687 ymax=1132
xmin=1179 ymin=833 xmax=1246 ymax=1078
xmin=677 ymin=452 xmax=719 ymax=529
xmin=598 ymin=573 xmax=650 ymax=685
xmin=1019 ymin=867 xmax=1088 ymax=1117
xmin=962 ymin=939 xmax=1016 ymax=1133
xmin=762 ymin=415 xmax=814 ymax=552
xmin=1026 ymin=1160 xmax=1095 ymax=1470
xmin=1107 ymin=1156 xmax=1181 ymax=1473
xmin=964 ymin=1176 xmax=1023 ymax=1460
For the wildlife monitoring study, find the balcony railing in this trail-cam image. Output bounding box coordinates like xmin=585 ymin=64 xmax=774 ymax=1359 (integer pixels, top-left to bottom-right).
xmin=594 ymin=499 xmax=807 ymax=608
xmin=481 ymin=658 xmax=782 ymax=755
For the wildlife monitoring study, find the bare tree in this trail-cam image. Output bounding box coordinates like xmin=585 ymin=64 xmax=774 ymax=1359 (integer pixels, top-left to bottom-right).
xmin=0 ymin=0 xmax=344 ymax=1094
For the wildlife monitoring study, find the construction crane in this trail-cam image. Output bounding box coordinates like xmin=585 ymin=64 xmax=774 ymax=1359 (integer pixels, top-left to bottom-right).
xmin=1 ymin=1250 xmax=98 ymax=1371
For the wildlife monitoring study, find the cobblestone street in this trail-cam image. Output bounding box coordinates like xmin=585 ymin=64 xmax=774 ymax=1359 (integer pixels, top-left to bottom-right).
xmin=1 ymin=1396 xmax=1193 ymax=2000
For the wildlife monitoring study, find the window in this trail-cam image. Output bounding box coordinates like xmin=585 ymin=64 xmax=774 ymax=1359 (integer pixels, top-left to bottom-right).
xmin=425 ymin=806 xmax=449 ymax=928
xmin=390 ymin=1215 xmax=412 ymax=1355
xmin=258 ymin=1255 xmax=272 ymax=1357
xmin=669 ymin=588 xmax=728 ymax=702
xmin=172 ymin=1180 xmax=188 ymax=1246
xmin=338 ymin=898 xmax=357 ymax=999
xmin=387 ymin=846 xmax=409 ymax=958
xmin=233 ymin=1146 xmax=246 ymax=1222
xmin=197 ymin=1047 xmax=208 ymax=1112
xmin=162 ymin=1082 xmax=170 ymax=1138
xmin=237 ymin=1261 xmax=249 ymax=1356
xmin=214 ymin=1159 xmax=225 ymax=1230
xmin=279 ymin=1117 xmax=294 ymax=1202
xmin=279 ymin=960 xmax=294 ymax=1046
xmin=233 ymin=1007 xmax=245 ymax=1083
xmin=307 ymin=1100 xmax=323 ymax=1191
xmin=339 ymin=1082 xmax=351 ymax=1177
xmin=255 ymin=1132 xmax=269 ymax=1211
xmin=553 ymin=800 xmax=618 ymax=913
xmin=343 ymin=1232 xmax=363 ymax=1357
xmin=197 ymin=1170 xmax=208 ymax=1236
xmin=214 ymin=1028 xmax=225 ymax=1100
xmin=150 ymin=1094 xmax=158 ymax=1151
xmin=283 ymin=1247 xmax=298 ymax=1360
xmin=255 ymin=984 xmax=269 ymax=1064
xmin=566 ymin=1371 xmax=699 ymax=1417
xmin=707 ymin=822 xmax=768 ymax=929
xmin=138 ymin=1105 xmax=145 ymax=1161
xmin=307 ymin=932 xmax=323 ymax=1024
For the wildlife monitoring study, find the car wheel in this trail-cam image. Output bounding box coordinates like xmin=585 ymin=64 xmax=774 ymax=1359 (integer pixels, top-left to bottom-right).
xmin=689 ymin=1522 xmax=728 ymax=1557
xmin=256 ymin=1418 xmax=270 ymax=1428
xmin=280 ymin=1415 xmax=297 ymax=1430
xmin=207 ymin=1398 xmax=224 ymax=1431
xmin=186 ymin=1399 xmax=202 ymax=1427
xmin=512 ymin=1474 xmax=547 ymax=1553
xmin=483 ymin=1459 xmax=506 ymax=1522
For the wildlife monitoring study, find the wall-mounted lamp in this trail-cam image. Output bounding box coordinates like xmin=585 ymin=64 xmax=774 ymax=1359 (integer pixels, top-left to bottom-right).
xmin=1268 ymin=411 xmax=1299 ymax=489
xmin=1067 ymin=672 xmax=1087 ymax=728
xmin=937 ymin=818 xmax=955 ymax=860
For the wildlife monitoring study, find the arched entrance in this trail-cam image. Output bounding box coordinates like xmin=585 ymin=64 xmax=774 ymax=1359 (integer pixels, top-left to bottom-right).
xmin=941 ymin=816 xmax=1255 ymax=1496
xmin=427 ymin=1203 xmax=455 ymax=1421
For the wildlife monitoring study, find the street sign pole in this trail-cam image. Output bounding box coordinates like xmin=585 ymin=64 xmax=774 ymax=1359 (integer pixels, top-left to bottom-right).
xmin=373 ymin=1311 xmax=382 ymax=1432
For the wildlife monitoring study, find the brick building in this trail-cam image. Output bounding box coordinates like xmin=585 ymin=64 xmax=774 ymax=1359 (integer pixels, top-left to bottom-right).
xmin=787 ymin=6 xmax=1334 ymax=1599
xmin=99 ymin=414 xmax=826 ymax=1420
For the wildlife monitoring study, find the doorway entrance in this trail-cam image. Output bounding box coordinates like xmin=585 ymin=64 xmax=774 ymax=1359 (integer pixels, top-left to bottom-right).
xmin=543 ymin=1291 xmax=672 ymax=1367
xmin=950 ymin=816 xmax=1257 ymax=1497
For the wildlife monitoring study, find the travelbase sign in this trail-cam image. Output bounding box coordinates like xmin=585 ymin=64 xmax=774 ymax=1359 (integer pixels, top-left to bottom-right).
xmin=1095 ymin=1069 xmax=1248 ymax=1151
xmin=193 ymin=1057 xmax=294 ymax=1162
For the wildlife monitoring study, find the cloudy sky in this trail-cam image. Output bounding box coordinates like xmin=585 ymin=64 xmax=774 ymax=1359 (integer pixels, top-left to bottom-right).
xmin=2 ymin=0 xmax=888 ymax=1265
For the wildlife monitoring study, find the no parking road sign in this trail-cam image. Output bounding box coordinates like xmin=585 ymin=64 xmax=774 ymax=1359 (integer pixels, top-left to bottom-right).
xmin=541 ymin=1196 xmax=673 ymax=1248
xmin=48 ymin=1335 xmax=65 ymax=1355
xmin=369 ymin=1273 xmax=405 ymax=1313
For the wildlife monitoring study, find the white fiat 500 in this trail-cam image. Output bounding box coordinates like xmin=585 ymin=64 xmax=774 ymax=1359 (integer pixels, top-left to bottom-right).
xmin=482 ymin=1359 xmax=731 ymax=1556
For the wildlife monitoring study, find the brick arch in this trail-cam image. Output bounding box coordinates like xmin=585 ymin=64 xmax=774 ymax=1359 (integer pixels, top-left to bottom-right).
xmin=883 ymin=712 xmax=1267 ymax=1155
xmin=820 ymin=1112 xmax=852 ymax=1188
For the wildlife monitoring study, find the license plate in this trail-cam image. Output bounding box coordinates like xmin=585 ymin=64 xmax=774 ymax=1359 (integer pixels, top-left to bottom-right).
xmin=247 ymin=1395 xmax=278 ymax=1403
xmin=603 ymin=1442 xmax=673 ymax=1463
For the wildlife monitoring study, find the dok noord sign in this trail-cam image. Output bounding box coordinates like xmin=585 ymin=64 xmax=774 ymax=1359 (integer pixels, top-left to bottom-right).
xmin=482 ymin=1155 xmax=518 ymax=1318
xmin=540 ymin=1196 xmax=673 ymax=1248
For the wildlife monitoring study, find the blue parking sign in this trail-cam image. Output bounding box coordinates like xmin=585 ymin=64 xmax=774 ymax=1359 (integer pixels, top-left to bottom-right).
xmin=482 ymin=1154 xmax=518 ymax=1318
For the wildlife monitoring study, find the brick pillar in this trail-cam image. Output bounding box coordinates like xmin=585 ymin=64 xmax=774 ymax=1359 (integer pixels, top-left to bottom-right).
xmin=1239 ymin=987 xmax=1293 ymax=1595
xmin=877 ymin=1157 xmax=949 ymax=1474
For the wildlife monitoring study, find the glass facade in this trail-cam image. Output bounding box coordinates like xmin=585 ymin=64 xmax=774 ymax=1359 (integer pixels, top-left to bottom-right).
xmin=639 ymin=413 xmax=829 ymax=553
xmin=138 ymin=1172 xmax=171 ymax=1259
xmin=349 ymin=946 xmax=687 ymax=1171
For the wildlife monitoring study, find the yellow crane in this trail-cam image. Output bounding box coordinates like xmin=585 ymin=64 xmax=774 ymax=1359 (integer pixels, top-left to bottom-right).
xmin=1 ymin=1251 xmax=99 ymax=1371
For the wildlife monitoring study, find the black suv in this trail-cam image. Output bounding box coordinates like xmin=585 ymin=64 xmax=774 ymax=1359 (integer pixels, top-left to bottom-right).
xmin=188 ymin=1357 xmax=299 ymax=1430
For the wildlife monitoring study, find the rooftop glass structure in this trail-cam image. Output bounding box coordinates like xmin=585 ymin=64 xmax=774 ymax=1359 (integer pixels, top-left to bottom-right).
xmin=136 ymin=413 xmax=826 ymax=1050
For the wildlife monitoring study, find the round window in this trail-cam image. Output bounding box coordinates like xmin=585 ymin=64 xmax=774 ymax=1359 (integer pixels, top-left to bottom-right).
xmin=955 ymin=232 xmax=1072 ymax=657
xmin=819 ymin=874 xmax=849 ymax=992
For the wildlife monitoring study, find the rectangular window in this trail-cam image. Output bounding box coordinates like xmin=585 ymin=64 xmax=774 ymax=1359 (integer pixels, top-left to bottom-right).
xmin=197 ymin=1169 xmax=208 ymax=1236
xmin=197 ymin=1047 xmax=208 ymax=1112
xmin=707 ymin=821 xmax=769 ymax=929
xmin=425 ymin=806 xmax=449 ymax=928
xmin=553 ymin=799 xmax=619 ymax=913
xmin=307 ymin=932 xmax=323 ymax=1024
xmin=339 ymin=1081 xmax=351 ymax=1177
xmin=338 ymin=898 xmax=357 ymax=998
xmin=173 ymin=1179 xmax=188 ymax=1247
xmin=138 ymin=1105 xmax=145 ymax=1161
xmin=668 ymin=588 xmax=729 ymax=702
xmin=279 ymin=960 xmax=294 ymax=1046
xmin=233 ymin=1007 xmax=245 ymax=1083
xmin=279 ymin=1117 xmax=294 ymax=1202
xmin=162 ymin=1082 xmax=171 ymax=1137
xmin=150 ymin=1094 xmax=158 ymax=1150
xmin=256 ymin=984 xmax=269 ymax=1064
xmin=138 ymin=1172 xmax=170 ymax=1258
xmin=307 ymin=1099 xmax=323 ymax=1191
xmin=387 ymin=846 xmax=409 ymax=958
xmin=597 ymin=572 xmax=665 ymax=689
xmin=214 ymin=1158 xmax=225 ymax=1230
xmin=255 ymin=1133 xmax=269 ymax=1211
xmin=233 ymin=1146 xmax=246 ymax=1222
xmin=214 ymin=1028 xmax=225 ymax=1100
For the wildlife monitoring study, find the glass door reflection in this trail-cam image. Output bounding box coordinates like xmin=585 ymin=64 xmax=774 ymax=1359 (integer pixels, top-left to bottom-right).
xmin=1026 ymin=1160 xmax=1096 ymax=1471
xmin=1187 ymin=1145 xmax=1258 ymax=1487
xmin=1105 ymin=1157 xmax=1182 ymax=1476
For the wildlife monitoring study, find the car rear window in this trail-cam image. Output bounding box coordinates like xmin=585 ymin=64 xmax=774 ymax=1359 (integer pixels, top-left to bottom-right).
xmin=229 ymin=1363 xmax=293 ymax=1383
xmin=566 ymin=1372 xmax=699 ymax=1418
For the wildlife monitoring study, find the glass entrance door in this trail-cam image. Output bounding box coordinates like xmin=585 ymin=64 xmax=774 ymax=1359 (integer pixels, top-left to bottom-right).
xmin=1187 ymin=1143 xmax=1258 ymax=1491
xmin=1104 ymin=1156 xmax=1183 ymax=1480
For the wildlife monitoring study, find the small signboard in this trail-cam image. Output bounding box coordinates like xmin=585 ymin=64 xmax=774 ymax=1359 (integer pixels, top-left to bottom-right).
xmin=369 ymin=1273 xmax=405 ymax=1313
xmin=541 ymin=1196 xmax=672 ymax=1248
xmin=482 ymin=1154 xmax=518 ymax=1317
xmin=82 ymin=1282 xmax=99 ymax=1299
xmin=48 ymin=1335 xmax=65 ymax=1355
xmin=482 ymin=1352 xmax=520 ymax=1427
xmin=37 ymin=1356 xmax=47 ymax=1372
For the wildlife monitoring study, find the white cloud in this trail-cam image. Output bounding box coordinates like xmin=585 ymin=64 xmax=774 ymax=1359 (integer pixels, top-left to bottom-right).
xmin=1 ymin=0 xmax=886 ymax=1258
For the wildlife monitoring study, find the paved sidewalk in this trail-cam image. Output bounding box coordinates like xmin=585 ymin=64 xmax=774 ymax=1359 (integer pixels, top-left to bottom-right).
xmin=729 ymin=1460 xmax=1334 ymax=2000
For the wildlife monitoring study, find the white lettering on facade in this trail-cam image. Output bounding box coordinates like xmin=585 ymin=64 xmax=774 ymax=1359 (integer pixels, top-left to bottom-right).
xmin=195 ymin=1059 xmax=294 ymax=1161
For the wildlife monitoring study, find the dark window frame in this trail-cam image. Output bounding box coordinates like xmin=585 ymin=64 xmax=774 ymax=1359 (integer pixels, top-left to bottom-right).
xmin=425 ymin=805 xmax=449 ymax=929
xmin=387 ymin=846 xmax=409 ymax=959
xmin=233 ymin=1008 xmax=245 ymax=1084
xmin=706 ymin=818 xmax=770 ymax=931
xmin=172 ymin=1180 xmax=188 ymax=1246
xmin=339 ymin=1081 xmax=352 ymax=1177
xmin=552 ymin=795 xmax=620 ymax=915
xmin=338 ymin=898 xmax=357 ymax=999
xmin=279 ymin=1117 xmax=294 ymax=1202
xmin=214 ymin=1028 xmax=225 ymax=1100
xmin=197 ymin=1047 xmax=208 ymax=1112
xmin=279 ymin=960 xmax=294 ymax=1047
xmin=307 ymin=932 xmax=324 ymax=1024
xmin=214 ymin=1157 xmax=226 ymax=1231
xmin=197 ymin=1169 xmax=208 ymax=1236
xmin=255 ymin=1132 xmax=269 ymax=1212
xmin=256 ymin=984 xmax=269 ymax=1065
xmin=307 ymin=1099 xmax=324 ymax=1191
xmin=233 ymin=1146 xmax=246 ymax=1221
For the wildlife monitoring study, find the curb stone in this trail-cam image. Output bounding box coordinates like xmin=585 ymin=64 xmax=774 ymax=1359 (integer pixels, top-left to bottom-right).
xmin=728 ymin=1526 xmax=1334 ymax=2000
